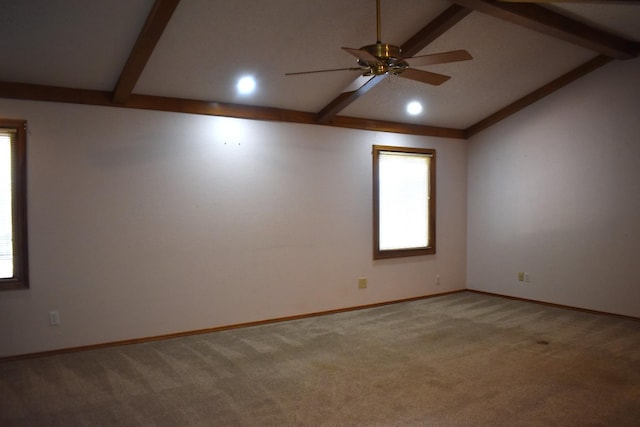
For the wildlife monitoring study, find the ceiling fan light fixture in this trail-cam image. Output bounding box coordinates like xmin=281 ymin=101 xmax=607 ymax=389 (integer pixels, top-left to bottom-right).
xmin=356 ymin=43 xmax=409 ymax=76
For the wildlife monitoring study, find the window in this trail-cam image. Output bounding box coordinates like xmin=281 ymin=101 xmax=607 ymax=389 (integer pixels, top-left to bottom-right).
xmin=0 ymin=119 xmax=28 ymax=290
xmin=373 ymin=145 xmax=435 ymax=259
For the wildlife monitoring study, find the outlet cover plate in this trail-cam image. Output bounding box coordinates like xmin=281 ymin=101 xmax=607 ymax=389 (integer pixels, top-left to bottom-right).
xmin=49 ymin=311 xmax=60 ymax=326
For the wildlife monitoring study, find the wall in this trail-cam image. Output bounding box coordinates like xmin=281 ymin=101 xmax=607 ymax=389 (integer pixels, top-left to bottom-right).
xmin=0 ymin=100 xmax=467 ymax=357
xmin=467 ymin=57 xmax=640 ymax=317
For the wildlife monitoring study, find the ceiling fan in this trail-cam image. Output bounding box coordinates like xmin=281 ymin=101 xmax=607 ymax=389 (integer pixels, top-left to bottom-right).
xmin=285 ymin=0 xmax=472 ymax=86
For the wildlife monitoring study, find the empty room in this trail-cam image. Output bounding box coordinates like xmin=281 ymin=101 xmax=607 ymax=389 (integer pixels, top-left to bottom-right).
xmin=1 ymin=0 xmax=639 ymax=425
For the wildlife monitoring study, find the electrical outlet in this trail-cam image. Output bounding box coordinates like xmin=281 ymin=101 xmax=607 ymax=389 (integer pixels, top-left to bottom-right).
xmin=49 ymin=311 xmax=60 ymax=326
xmin=435 ymin=275 xmax=441 ymax=286
xmin=524 ymin=272 xmax=531 ymax=282
xmin=358 ymin=277 xmax=367 ymax=289
xmin=518 ymin=272 xmax=524 ymax=282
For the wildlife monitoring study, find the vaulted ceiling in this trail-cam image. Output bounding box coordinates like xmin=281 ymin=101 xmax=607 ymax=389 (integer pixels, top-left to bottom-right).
xmin=1 ymin=0 xmax=639 ymax=139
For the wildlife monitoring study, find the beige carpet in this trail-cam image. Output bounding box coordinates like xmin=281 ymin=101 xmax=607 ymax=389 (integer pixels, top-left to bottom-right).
xmin=1 ymin=291 xmax=639 ymax=426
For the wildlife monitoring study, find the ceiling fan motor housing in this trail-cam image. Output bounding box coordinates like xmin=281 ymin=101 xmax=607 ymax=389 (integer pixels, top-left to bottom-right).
xmin=358 ymin=43 xmax=409 ymax=75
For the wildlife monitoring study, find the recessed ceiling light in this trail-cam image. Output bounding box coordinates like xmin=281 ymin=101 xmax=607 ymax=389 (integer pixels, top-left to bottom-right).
xmin=236 ymin=76 xmax=256 ymax=95
xmin=406 ymin=101 xmax=423 ymax=116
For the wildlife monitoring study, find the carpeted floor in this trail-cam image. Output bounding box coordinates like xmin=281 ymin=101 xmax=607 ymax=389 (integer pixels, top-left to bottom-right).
xmin=1 ymin=291 xmax=639 ymax=426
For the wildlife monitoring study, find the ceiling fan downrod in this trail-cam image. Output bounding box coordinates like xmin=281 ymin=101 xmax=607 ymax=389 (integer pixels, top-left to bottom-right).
xmin=359 ymin=0 xmax=408 ymax=76
xmin=376 ymin=0 xmax=381 ymax=43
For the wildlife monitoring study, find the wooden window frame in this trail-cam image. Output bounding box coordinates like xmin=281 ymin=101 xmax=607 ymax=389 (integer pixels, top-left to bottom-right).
xmin=0 ymin=119 xmax=29 ymax=290
xmin=373 ymin=145 xmax=436 ymax=260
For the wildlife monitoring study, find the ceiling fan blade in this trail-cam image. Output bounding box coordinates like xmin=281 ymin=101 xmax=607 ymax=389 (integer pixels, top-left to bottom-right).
xmin=285 ymin=67 xmax=363 ymax=76
xmin=405 ymin=50 xmax=473 ymax=67
xmin=398 ymin=68 xmax=451 ymax=85
xmin=342 ymin=47 xmax=379 ymax=63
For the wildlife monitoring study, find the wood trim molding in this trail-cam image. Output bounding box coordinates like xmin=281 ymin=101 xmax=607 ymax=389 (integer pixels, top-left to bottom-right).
xmin=316 ymin=4 xmax=472 ymax=124
xmin=465 ymin=55 xmax=612 ymax=137
xmin=467 ymin=289 xmax=640 ymax=322
xmin=4 ymin=288 xmax=636 ymax=362
xmin=452 ymin=0 xmax=639 ymax=60
xmin=112 ymin=0 xmax=181 ymax=104
xmin=0 ymin=290 xmax=466 ymax=362
xmin=0 ymin=119 xmax=28 ymax=291
xmin=0 ymin=81 xmax=466 ymax=139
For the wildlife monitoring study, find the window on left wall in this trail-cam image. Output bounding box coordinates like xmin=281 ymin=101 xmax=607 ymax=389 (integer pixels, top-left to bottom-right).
xmin=0 ymin=119 xmax=28 ymax=290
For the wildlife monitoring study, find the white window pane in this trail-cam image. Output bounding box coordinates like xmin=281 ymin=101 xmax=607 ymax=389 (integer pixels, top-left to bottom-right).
xmin=378 ymin=152 xmax=430 ymax=250
xmin=0 ymin=134 xmax=13 ymax=278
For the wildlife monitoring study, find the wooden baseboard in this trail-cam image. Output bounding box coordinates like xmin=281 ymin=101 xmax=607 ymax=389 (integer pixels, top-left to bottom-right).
xmin=466 ymin=289 xmax=640 ymax=321
xmin=0 ymin=289 xmax=465 ymax=363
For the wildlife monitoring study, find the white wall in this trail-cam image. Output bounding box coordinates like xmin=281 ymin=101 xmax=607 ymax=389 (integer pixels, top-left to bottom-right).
xmin=467 ymin=57 xmax=640 ymax=317
xmin=0 ymin=101 xmax=467 ymax=357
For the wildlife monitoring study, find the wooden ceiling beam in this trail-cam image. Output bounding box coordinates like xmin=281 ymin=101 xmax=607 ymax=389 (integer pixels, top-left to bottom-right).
xmin=452 ymin=0 xmax=639 ymax=60
xmin=315 ymin=75 xmax=385 ymax=124
xmin=465 ymin=55 xmax=612 ymax=137
xmin=400 ymin=4 xmax=472 ymax=58
xmin=0 ymin=81 xmax=466 ymax=139
xmin=112 ymin=0 xmax=181 ymax=104
xmin=316 ymin=4 xmax=472 ymax=124
xmin=330 ymin=116 xmax=465 ymax=139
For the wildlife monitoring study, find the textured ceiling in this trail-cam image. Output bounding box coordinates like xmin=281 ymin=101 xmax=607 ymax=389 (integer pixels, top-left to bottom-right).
xmin=0 ymin=0 xmax=153 ymax=90
xmin=0 ymin=0 xmax=639 ymax=136
xmin=135 ymin=0 xmax=453 ymax=111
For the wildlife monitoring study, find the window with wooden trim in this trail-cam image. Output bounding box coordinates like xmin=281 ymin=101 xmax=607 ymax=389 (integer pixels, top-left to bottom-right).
xmin=373 ymin=145 xmax=435 ymax=259
xmin=0 ymin=119 xmax=28 ymax=290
